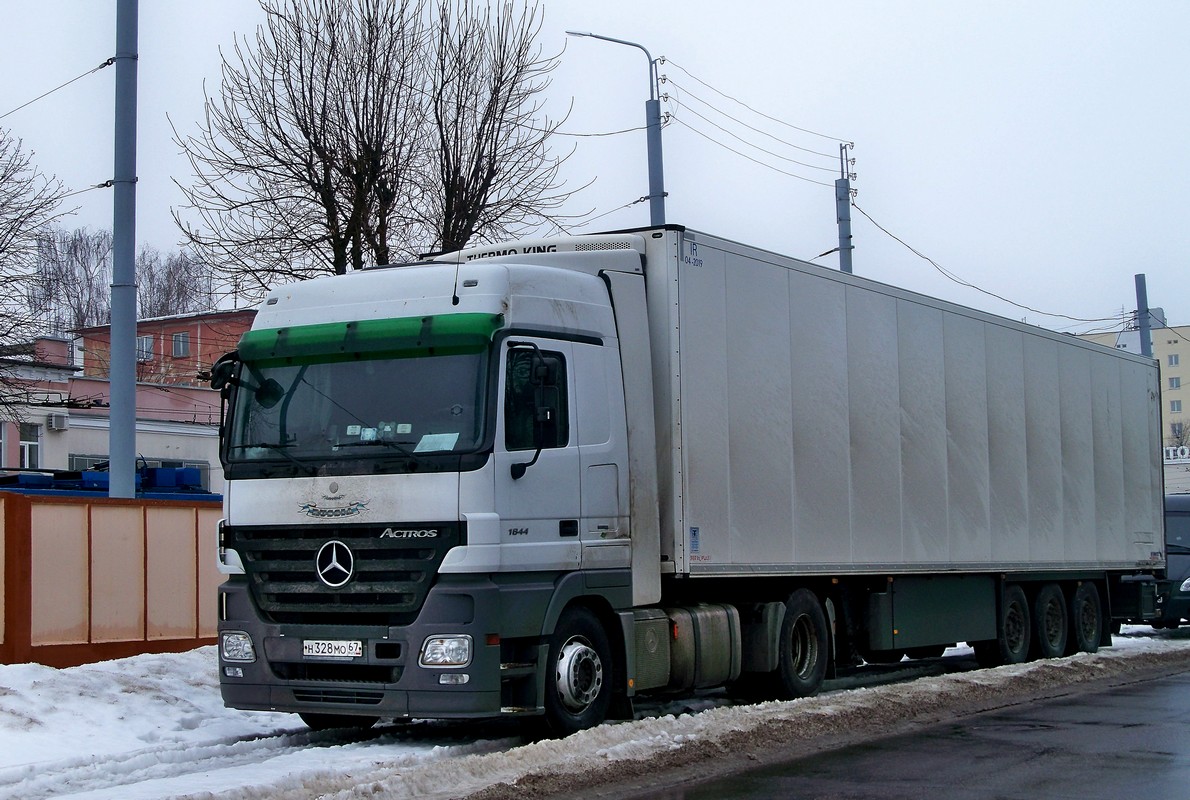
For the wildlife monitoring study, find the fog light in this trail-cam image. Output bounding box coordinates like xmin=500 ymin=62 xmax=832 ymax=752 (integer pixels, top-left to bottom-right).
xmin=420 ymin=635 xmax=472 ymax=667
xmin=224 ymin=666 xmax=244 ymax=678
xmin=221 ymin=631 xmax=257 ymax=662
xmin=439 ymin=673 xmax=470 ymax=685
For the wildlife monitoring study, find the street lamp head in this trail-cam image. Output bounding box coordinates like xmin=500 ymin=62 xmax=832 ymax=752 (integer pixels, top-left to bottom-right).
xmin=565 ymin=30 xmax=593 ymax=38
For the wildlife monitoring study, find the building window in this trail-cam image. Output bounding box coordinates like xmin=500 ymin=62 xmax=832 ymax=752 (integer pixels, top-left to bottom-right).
xmin=1173 ymin=400 xmax=1184 ymax=414
xmin=1174 ymin=422 xmax=1185 ymax=440
xmin=19 ymin=423 xmax=40 ymax=469
xmin=1172 ymin=377 xmax=1183 ymax=390
xmin=136 ymin=335 xmax=154 ymax=362
xmin=172 ymin=332 xmax=191 ymax=358
xmin=1172 ymin=353 xmax=1182 ymax=367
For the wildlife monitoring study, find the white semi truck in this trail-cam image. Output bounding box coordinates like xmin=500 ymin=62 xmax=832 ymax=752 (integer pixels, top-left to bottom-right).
xmin=212 ymin=226 xmax=1165 ymax=735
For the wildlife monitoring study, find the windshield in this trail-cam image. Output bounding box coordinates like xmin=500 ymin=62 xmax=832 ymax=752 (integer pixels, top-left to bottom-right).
xmin=228 ymin=350 xmax=488 ymax=464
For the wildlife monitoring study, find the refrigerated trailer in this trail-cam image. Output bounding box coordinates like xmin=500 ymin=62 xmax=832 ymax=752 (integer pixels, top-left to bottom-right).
xmin=212 ymin=226 xmax=1165 ymax=735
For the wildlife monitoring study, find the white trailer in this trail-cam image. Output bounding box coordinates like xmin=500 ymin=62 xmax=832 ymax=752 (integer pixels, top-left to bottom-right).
xmin=212 ymin=226 xmax=1164 ymax=735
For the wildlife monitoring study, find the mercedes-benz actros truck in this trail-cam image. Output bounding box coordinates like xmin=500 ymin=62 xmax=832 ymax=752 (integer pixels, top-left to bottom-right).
xmin=212 ymin=226 xmax=1164 ymax=735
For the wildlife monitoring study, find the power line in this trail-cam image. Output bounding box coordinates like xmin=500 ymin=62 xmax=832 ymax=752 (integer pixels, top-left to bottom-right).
xmin=663 ymin=77 xmax=837 ymax=160
xmin=565 ymin=194 xmax=653 ymax=230
xmin=852 ymin=202 xmax=1124 ymax=325
xmin=667 ymin=98 xmax=837 ymax=173
xmin=669 ymin=116 xmax=836 ymax=188
xmin=553 ymin=123 xmax=649 ymax=138
xmin=0 ymin=57 xmax=115 ymax=121
xmin=60 ymin=180 xmax=114 ymax=200
xmin=662 ymin=57 xmax=852 ymax=145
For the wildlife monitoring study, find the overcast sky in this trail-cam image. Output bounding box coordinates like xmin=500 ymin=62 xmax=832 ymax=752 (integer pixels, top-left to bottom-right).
xmin=1 ymin=1 xmax=1186 ymax=333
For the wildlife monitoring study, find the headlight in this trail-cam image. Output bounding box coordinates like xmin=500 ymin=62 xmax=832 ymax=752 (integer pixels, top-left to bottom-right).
xmin=420 ymin=635 xmax=472 ymax=667
xmin=1180 ymin=577 xmax=1190 ymax=593
xmin=221 ymin=631 xmax=257 ymax=662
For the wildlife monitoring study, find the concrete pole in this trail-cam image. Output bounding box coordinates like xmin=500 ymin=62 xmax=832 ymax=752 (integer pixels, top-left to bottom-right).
xmin=1135 ymin=273 xmax=1152 ymax=358
xmin=566 ymin=31 xmax=666 ymax=226
xmin=835 ymin=178 xmax=853 ymax=274
xmin=109 ymin=0 xmax=138 ymax=497
xmin=645 ymin=94 xmax=666 ymax=226
xmin=835 ymin=143 xmax=853 ymax=274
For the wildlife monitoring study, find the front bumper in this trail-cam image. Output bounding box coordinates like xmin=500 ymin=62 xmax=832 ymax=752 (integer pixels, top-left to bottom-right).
xmin=217 ymin=576 xmax=520 ymax=720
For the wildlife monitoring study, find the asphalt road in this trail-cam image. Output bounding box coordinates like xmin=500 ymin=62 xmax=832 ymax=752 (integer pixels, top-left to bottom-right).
xmin=663 ymin=667 xmax=1190 ymax=799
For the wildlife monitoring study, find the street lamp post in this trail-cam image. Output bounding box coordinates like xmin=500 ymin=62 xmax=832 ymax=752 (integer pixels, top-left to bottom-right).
xmin=566 ymin=31 xmax=666 ymax=226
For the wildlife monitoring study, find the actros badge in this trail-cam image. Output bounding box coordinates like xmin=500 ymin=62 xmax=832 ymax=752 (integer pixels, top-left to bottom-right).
xmin=315 ymin=540 xmax=354 ymax=588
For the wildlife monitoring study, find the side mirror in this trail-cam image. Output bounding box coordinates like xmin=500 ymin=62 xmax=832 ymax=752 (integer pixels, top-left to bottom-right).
xmin=209 ymin=351 xmax=239 ymax=390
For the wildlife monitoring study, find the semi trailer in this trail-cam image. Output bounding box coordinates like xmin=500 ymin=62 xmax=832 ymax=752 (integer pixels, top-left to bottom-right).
xmin=212 ymin=225 xmax=1165 ymax=735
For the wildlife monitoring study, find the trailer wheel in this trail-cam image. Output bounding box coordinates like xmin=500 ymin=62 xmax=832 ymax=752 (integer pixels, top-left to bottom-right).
xmin=543 ymin=606 xmax=613 ymax=737
xmin=1032 ymin=583 xmax=1068 ymax=659
xmin=298 ymin=713 xmax=378 ymax=731
xmin=974 ymin=584 xmax=1031 ymax=667
xmin=1067 ymin=582 xmax=1102 ymax=654
xmin=776 ymin=589 xmax=829 ymax=698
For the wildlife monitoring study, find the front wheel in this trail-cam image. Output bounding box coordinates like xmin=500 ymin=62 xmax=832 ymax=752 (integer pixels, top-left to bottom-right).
xmin=543 ymin=606 xmax=613 ymax=737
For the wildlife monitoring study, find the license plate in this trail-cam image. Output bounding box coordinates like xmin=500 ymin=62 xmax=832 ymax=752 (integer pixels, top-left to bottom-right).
xmin=302 ymin=639 xmax=363 ymax=659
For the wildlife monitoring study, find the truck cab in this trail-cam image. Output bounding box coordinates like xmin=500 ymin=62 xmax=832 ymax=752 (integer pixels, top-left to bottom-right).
xmin=214 ymin=237 xmax=652 ymax=734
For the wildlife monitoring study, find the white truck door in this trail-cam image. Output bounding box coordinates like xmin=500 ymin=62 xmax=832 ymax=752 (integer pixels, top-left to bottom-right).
xmin=493 ymin=338 xmax=582 ymax=570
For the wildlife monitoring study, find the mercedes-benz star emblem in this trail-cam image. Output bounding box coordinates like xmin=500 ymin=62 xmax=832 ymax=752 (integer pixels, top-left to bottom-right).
xmin=315 ymin=540 xmax=354 ymax=588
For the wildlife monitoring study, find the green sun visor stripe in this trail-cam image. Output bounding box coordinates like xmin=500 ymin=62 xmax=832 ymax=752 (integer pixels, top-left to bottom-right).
xmin=238 ymin=312 xmax=504 ymax=365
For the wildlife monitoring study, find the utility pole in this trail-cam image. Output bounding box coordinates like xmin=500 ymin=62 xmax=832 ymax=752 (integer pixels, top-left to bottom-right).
xmin=834 ymin=143 xmax=854 ymax=274
xmin=566 ymin=31 xmax=666 ymax=226
xmin=108 ymin=0 xmax=138 ymax=498
xmin=1134 ymin=273 xmax=1152 ymax=358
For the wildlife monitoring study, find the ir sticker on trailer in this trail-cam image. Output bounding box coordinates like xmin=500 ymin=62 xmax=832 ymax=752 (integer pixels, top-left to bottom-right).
xmin=690 ymin=526 xmax=700 ymax=553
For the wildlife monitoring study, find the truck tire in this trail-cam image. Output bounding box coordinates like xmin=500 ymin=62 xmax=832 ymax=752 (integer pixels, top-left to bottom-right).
xmin=776 ymin=589 xmax=829 ymax=698
xmin=974 ymin=584 xmax=1031 ymax=667
xmin=1032 ymin=583 xmax=1068 ymax=659
xmin=1067 ymin=581 xmax=1102 ymax=654
xmin=543 ymin=606 xmax=613 ymax=737
xmin=298 ymin=713 xmax=378 ymax=731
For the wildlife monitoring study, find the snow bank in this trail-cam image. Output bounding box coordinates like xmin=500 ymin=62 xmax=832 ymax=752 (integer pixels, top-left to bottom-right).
xmin=0 ymin=628 xmax=1186 ymax=799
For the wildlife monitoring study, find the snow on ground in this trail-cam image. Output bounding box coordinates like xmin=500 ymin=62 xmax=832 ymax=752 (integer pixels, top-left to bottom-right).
xmin=1 ymin=628 xmax=1188 ymax=800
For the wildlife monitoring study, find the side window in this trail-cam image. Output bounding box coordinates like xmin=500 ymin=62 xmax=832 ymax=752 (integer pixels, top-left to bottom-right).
xmin=1167 ymin=512 xmax=1190 ymax=554
xmin=505 ymin=347 xmax=568 ymax=451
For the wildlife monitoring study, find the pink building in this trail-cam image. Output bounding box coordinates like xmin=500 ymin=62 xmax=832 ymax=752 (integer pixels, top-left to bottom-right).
xmin=0 ymin=310 xmax=256 ymax=491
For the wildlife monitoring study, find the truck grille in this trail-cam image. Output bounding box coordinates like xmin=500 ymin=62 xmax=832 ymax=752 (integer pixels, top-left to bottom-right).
xmin=227 ymin=522 xmax=463 ymax=626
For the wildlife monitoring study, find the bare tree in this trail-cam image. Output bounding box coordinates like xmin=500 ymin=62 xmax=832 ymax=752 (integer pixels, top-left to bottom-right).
xmin=173 ymin=0 xmax=429 ymax=293
xmin=174 ymin=0 xmax=574 ymax=298
xmin=1172 ymin=421 xmax=1190 ymax=450
xmin=137 ymin=246 xmax=217 ymax=318
xmin=28 ymin=226 xmax=113 ymax=332
xmin=0 ymin=130 xmax=71 ymax=418
xmin=423 ymin=0 xmax=571 ymax=253
xmin=0 ymin=130 xmax=71 ymax=343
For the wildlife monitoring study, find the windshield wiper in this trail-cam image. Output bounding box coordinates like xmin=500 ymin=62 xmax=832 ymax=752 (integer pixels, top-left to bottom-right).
xmin=232 ymin=442 xmax=318 ymax=475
